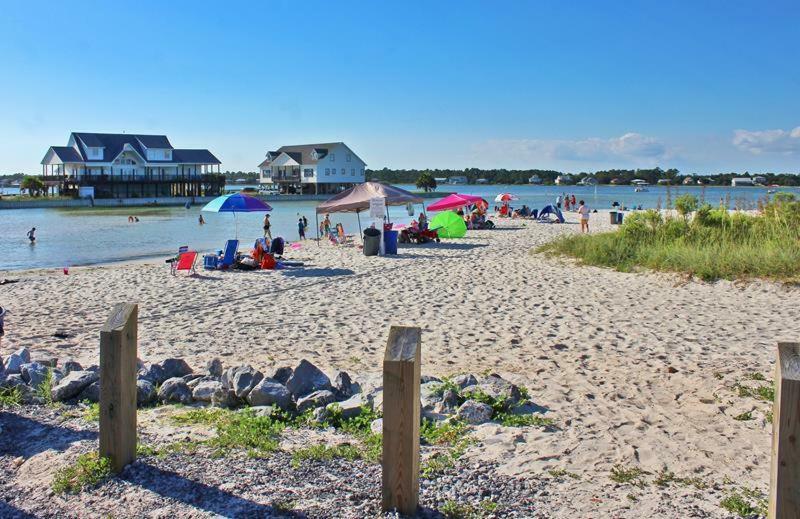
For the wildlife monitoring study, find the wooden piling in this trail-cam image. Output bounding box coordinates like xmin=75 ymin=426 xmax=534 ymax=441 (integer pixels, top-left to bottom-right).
xmin=381 ymin=325 xmax=421 ymax=515
xmin=769 ymin=342 xmax=800 ymax=519
xmin=99 ymin=303 xmax=138 ymax=473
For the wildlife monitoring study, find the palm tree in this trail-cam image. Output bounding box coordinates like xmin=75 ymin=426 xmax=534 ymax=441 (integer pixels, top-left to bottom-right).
xmin=20 ymin=176 xmax=45 ymax=197
xmin=416 ymin=172 xmax=437 ymax=192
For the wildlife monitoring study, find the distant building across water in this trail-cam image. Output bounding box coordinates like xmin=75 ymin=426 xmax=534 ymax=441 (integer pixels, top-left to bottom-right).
xmin=40 ymin=132 xmax=223 ymax=198
xmin=258 ymin=142 xmax=366 ymax=195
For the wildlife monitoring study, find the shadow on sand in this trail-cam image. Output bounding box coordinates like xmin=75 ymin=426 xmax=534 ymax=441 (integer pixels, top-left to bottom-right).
xmin=0 ymin=501 xmax=39 ymax=519
xmin=281 ymin=267 xmax=355 ymax=278
xmin=0 ymin=411 xmax=97 ymax=459
xmin=124 ymin=463 xmax=306 ymax=517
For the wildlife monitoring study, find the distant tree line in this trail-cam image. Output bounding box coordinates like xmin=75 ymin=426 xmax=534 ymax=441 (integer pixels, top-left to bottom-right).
xmin=367 ymin=167 xmax=800 ymax=186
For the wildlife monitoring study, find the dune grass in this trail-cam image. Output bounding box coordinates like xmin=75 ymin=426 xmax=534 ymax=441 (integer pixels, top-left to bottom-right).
xmin=538 ymin=194 xmax=800 ymax=282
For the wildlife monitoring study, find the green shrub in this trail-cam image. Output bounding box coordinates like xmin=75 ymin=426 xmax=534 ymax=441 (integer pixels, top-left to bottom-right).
xmin=0 ymin=386 xmax=22 ymax=406
xmin=538 ymin=197 xmax=800 ymax=282
xmin=52 ymin=452 xmax=112 ymax=494
xmin=675 ymin=194 xmax=699 ymax=218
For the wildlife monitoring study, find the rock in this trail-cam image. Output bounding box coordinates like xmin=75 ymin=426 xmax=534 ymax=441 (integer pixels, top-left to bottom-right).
xmin=18 ymin=384 xmax=39 ymax=405
xmin=187 ymin=376 xmax=213 ymax=390
xmin=77 ymin=381 xmax=101 ymax=403
xmin=420 ymin=382 xmax=444 ymax=410
xmin=138 ymin=363 xmax=167 ymax=385
xmin=51 ymin=370 xmax=99 ymax=402
xmin=160 ymin=358 xmax=193 ymax=379
xmin=462 ymin=375 xmax=522 ymax=408
xmin=420 ymin=375 xmax=442 ymax=384
xmin=136 ymin=380 xmax=156 ymax=406
xmin=333 ymin=371 xmax=354 ymax=399
xmin=285 ymin=359 xmax=332 ymax=398
xmin=182 ymin=373 xmax=203 ymax=384
xmin=370 ymin=418 xmax=383 ymax=435
xmin=3 ymin=348 xmax=30 ymax=375
xmin=272 ymin=367 xmax=293 ymax=385
xmin=33 ymin=358 xmax=57 ymax=368
xmin=296 ymin=389 xmax=336 ymax=412
xmin=61 ymin=360 xmax=83 ymax=375
xmin=206 ymin=358 xmax=223 ymax=378
xmin=212 ymin=389 xmax=238 ymax=408
xmin=312 ymin=406 xmax=331 ymax=423
xmin=157 ymin=377 xmax=193 ymax=404
xmin=247 ymin=378 xmax=292 ymax=409
xmin=457 ymin=400 xmax=494 ymax=425
xmin=20 ymin=363 xmax=50 ymax=388
xmin=330 ymin=393 xmax=369 ymax=419
xmin=222 ymin=365 xmax=256 ymax=390
xmin=665 ymin=366 xmax=679 ymax=374
xmin=441 ymin=389 xmax=460 ymax=409
xmin=1 ymin=373 xmax=25 ymax=388
xmin=192 ymin=381 xmax=225 ymax=403
xmin=232 ymin=367 xmax=263 ymax=398
xmin=249 ymin=406 xmax=275 ymax=418
xmin=453 ymin=374 xmax=478 ymax=389
xmin=369 ymin=389 xmax=384 ymax=414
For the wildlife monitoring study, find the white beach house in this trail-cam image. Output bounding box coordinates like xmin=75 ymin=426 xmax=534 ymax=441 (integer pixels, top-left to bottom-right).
xmin=41 ymin=132 xmax=223 ymax=198
xmin=258 ymin=142 xmax=366 ymax=195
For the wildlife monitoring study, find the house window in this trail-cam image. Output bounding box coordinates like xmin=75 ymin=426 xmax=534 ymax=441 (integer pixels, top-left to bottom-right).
xmin=163 ymin=150 xmax=169 ymax=159
xmin=304 ymin=168 xmax=313 ymax=178
xmin=351 ymin=168 xmax=355 ymax=176
xmin=346 ymin=154 xmax=351 ymax=162
xmin=360 ymin=169 xmax=364 ymax=176
xmin=329 ymin=153 xmax=335 ymax=162
xmin=263 ymin=169 xmax=271 ymax=178
xmin=325 ymin=168 xmax=330 ymax=176
xmin=341 ymin=168 xmax=345 ymax=175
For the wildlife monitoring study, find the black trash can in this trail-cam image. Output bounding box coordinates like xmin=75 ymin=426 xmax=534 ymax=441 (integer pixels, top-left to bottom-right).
xmin=363 ymin=228 xmax=381 ymax=256
xmin=609 ymin=211 xmax=618 ymax=225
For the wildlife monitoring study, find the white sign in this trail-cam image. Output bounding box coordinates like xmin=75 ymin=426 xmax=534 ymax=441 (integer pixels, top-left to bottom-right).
xmin=369 ymin=197 xmax=386 ymax=219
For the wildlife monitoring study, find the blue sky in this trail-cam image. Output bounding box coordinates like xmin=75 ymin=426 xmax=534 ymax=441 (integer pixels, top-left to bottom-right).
xmin=0 ymin=0 xmax=798 ymax=174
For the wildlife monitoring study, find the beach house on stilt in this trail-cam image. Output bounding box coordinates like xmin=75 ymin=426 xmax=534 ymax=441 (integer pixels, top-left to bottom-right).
xmin=40 ymin=132 xmax=224 ymax=199
xmin=258 ymin=142 xmax=366 ymax=195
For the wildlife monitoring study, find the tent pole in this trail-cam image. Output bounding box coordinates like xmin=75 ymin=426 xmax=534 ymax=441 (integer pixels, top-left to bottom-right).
xmin=357 ymin=210 xmax=363 ymax=242
xmin=315 ymin=212 xmax=320 ymax=246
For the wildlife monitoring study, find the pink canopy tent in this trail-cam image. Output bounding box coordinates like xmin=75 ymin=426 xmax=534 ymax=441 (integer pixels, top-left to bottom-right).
xmin=427 ymin=193 xmax=488 ymax=212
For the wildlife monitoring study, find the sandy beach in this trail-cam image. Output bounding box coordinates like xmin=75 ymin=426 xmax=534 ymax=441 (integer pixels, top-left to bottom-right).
xmin=2 ymin=209 xmax=797 ymax=516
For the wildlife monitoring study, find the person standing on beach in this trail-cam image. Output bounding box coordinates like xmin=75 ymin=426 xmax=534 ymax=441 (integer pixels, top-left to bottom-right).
xmin=298 ymin=218 xmax=306 ymax=240
xmin=26 ymin=227 xmax=36 ymax=243
xmin=564 ymin=196 xmax=571 ymax=211
xmin=577 ymin=200 xmax=590 ymax=233
xmin=571 ymin=194 xmax=577 ymax=208
xmin=323 ymin=214 xmax=331 ymax=237
xmin=263 ymin=214 xmax=272 ymax=240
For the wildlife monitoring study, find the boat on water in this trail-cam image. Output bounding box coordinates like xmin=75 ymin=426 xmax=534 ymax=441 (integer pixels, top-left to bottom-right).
xmin=634 ymin=187 xmax=648 ymax=192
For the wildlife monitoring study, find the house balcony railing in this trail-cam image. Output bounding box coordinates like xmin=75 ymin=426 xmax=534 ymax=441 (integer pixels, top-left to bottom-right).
xmin=50 ymin=174 xmax=225 ymax=184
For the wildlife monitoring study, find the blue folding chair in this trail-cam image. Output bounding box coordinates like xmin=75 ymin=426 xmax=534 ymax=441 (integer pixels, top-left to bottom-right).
xmin=221 ymin=240 xmax=239 ymax=268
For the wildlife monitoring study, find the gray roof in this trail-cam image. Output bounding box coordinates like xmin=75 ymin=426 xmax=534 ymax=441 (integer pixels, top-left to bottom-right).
xmin=275 ymin=142 xmax=344 ymax=165
xmin=136 ymin=135 xmax=173 ymax=149
xmin=50 ymin=146 xmax=83 ymax=163
xmin=47 ymin=133 xmax=219 ymax=165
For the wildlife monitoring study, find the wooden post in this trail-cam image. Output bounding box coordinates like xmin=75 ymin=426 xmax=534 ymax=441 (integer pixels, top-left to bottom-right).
xmin=99 ymin=303 xmax=138 ymax=473
xmin=382 ymin=326 xmax=421 ymax=515
xmin=770 ymin=342 xmax=800 ymax=519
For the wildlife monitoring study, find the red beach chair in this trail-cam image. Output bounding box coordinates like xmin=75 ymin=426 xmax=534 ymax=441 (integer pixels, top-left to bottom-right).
xmin=171 ymin=251 xmax=198 ymax=276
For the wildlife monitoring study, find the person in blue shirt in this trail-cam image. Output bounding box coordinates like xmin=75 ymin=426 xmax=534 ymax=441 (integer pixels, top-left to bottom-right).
xmin=298 ymin=218 xmax=306 ymax=240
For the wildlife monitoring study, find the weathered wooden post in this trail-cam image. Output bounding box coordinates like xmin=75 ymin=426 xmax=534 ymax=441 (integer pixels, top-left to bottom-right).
xmin=99 ymin=303 xmax=138 ymax=473
xmin=769 ymin=342 xmax=800 ymax=519
xmin=382 ymin=326 xmax=421 ymax=515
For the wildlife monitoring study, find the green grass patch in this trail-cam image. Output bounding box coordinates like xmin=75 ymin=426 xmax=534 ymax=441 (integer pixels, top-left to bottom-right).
xmin=548 ymin=468 xmax=581 ymax=480
xmin=0 ymin=386 xmax=22 ymax=406
xmin=82 ymin=402 xmax=100 ymax=422
xmin=720 ymin=487 xmax=768 ymax=517
xmin=733 ymin=411 xmax=753 ymax=421
xmin=34 ymin=368 xmax=55 ymax=405
xmin=171 ymin=407 xmax=283 ymax=458
xmin=420 ymin=419 xmax=472 ymax=479
xmin=537 ymin=196 xmax=800 ymax=282
xmin=52 ymin=452 xmax=112 ymax=494
xmin=495 ymin=412 xmax=554 ymax=428
xmin=653 ymin=466 xmax=707 ymax=489
xmin=610 ymin=464 xmax=649 ymax=488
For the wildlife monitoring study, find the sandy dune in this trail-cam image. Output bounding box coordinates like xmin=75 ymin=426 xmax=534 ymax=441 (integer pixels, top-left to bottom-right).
xmin=2 ymin=209 xmax=796 ymax=516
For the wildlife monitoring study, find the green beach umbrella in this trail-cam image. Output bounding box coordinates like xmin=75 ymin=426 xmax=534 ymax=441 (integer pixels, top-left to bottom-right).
xmin=429 ymin=210 xmax=467 ymax=239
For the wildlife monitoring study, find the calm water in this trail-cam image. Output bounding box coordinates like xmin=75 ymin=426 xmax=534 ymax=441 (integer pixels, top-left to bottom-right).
xmin=1 ymin=184 xmax=795 ymax=270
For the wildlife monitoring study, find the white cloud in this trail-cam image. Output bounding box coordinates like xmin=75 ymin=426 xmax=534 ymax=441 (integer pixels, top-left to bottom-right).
xmin=732 ymin=126 xmax=800 ymax=154
xmin=474 ymin=133 xmax=668 ymax=165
